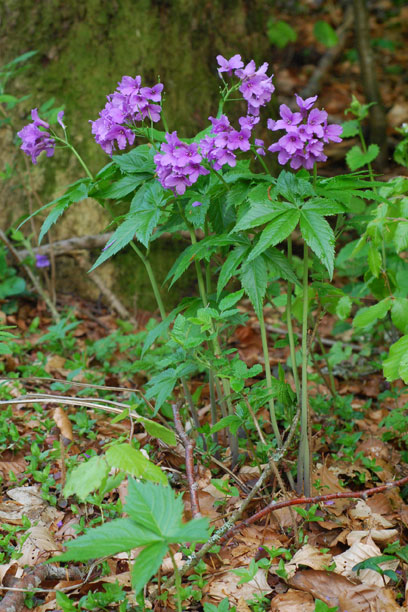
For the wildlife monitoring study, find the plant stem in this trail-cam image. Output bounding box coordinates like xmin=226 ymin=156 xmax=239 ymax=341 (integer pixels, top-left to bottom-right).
xmin=258 ymin=308 xmax=282 ymax=446
xmin=129 ymin=241 xmax=167 ymax=320
xmin=185 ymin=219 xmax=239 ymax=463
xmin=286 ymin=236 xmax=301 ymax=401
xmin=169 ymin=549 xmax=182 ymax=612
xmin=298 ymin=242 xmax=310 ymax=496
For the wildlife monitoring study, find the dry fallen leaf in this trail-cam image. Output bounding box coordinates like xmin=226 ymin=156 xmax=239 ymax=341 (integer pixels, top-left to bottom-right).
xmin=346 ymin=529 xmax=398 ymax=545
xmin=17 ymin=525 xmax=62 ymax=566
xmin=270 ymin=589 xmax=315 ymax=612
xmin=333 ymin=535 xmax=399 ymax=587
xmin=279 ymin=544 xmax=334 ymax=579
xmin=204 ymin=567 xmax=271 ymax=606
xmin=53 ymin=406 xmax=74 ymax=440
xmin=289 ymin=569 xmax=400 ymax=612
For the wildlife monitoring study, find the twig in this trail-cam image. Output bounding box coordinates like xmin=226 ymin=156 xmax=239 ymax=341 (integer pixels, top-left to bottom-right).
xmin=172 ymin=402 xmax=201 ymax=518
xmin=15 ymin=230 xmax=199 ymax=259
xmin=220 ymin=473 xmax=408 ymax=543
xmin=151 ymin=409 xmax=298 ymax=598
xmin=0 ymin=565 xmax=83 ymax=612
xmin=300 ymin=5 xmax=354 ymax=99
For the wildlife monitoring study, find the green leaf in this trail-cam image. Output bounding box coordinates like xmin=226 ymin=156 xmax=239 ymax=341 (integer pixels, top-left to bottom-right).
xmin=105 ymin=443 xmax=167 ymax=484
xmin=217 ymin=244 xmax=248 ymax=298
xmin=210 ymin=415 xmax=242 ymax=435
xmin=131 ymin=542 xmax=168 ymax=595
xmin=383 ymin=335 xmax=408 ymax=383
xmin=267 ymin=19 xmax=297 ymax=48
xmin=0 ymin=276 xmax=25 ymax=299
xmin=367 ymin=243 xmax=382 ymax=278
xmin=353 ymin=297 xmax=391 ymax=327
xmin=219 ymin=289 xmax=244 ymax=312
xmin=63 ymin=455 xmax=109 ymax=501
xmin=234 ymin=198 xmax=289 ymax=232
xmin=346 ymin=144 xmax=380 ymax=171
xmin=248 ymin=209 xmax=300 ymax=261
xmin=302 ymin=198 xmax=346 ymax=215
xmin=136 ymin=416 xmax=176 ymax=446
xmin=129 ymin=182 xmax=164 ymax=247
xmin=142 ymin=308 xmax=181 ymax=356
xmin=52 ymin=517 xmax=161 ymax=562
xmin=166 ymin=236 xmax=236 ymax=287
xmin=391 ymin=298 xmax=408 ymax=334
xmin=169 ymin=516 xmax=210 ymax=542
xmin=145 ymin=368 xmax=178 ymax=411
xmin=263 ymin=247 xmax=300 ymax=285
xmin=55 ymin=592 xmax=77 ymax=612
xmin=336 ymin=295 xmax=352 ymax=320
xmin=299 ymin=210 xmax=335 ymax=277
xmin=112 ymin=145 xmax=155 ymax=174
xmin=394 ymin=221 xmax=408 ymax=253
xmin=38 ymin=181 xmax=89 ymax=244
xmin=277 ymin=170 xmax=314 ymax=200
xmin=313 ymin=20 xmax=339 ymax=47
xmin=341 ymin=120 xmax=360 ymax=138
xmin=240 ymin=256 xmax=268 ymax=318
xmin=124 ymin=479 xmax=181 ymax=536
xmin=89 ymin=216 xmax=140 ymax=271
xmin=98 ymin=174 xmax=150 ymax=199
xmin=314 ymin=599 xmax=339 ymax=612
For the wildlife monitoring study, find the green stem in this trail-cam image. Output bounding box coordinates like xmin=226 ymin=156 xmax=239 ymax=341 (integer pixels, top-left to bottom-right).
xmin=209 ymin=370 xmax=219 ymax=448
xmin=258 ymin=308 xmax=282 ymax=446
xmin=129 ymin=241 xmax=166 ymax=320
xmin=298 ymin=242 xmax=310 ymax=496
xmin=286 ymin=236 xmax=301 ymax=401
xmin=317 ymin=333 xmax=336 ymax=396
xmin=169 ymin=549 xmax=182 ymax=612
xmin=185 ymin=217 xmax=238 ymax=463
xmin=255 ymin=151 xmax=271 ymax=175
xmin=53 ymin=136 xmax=94 ymax=181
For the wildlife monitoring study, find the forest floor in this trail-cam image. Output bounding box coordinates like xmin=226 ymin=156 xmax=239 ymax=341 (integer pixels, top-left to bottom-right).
xmin=1 ymin=1 xmax=408 ymax=611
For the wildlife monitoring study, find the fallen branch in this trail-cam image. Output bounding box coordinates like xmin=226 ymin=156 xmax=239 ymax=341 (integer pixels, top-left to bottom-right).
xmin=300 ymin=5 xmax=354 ymax=99
xmin=219 ymin=473 xmax=408 ymax=544
xmin=0 ymin=564 xmax=82 ymax=612
xmin=172 ymin=402 xmax=201 ymax=518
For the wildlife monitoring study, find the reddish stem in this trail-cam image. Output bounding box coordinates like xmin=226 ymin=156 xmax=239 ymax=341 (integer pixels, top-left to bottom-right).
xmin=219 ymin=474 xmax=408 ymax=544
xmin=172 ymin=402 xmax=201 ymax=518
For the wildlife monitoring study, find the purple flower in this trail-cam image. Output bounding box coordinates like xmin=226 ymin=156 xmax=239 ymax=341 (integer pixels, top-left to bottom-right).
xmin=35 ymin=254 xmax=50 ymax=268
xmin=267 ymin=94 xmax=342 ymax=170
xmin=234 ymin=60 xmax=275 ymax=117
xmin=154 ymin=131 xmax=209 ymax=195
xmin=57 ymin=111 xmax=66 ymax=130
xmin=192 ymin=201 xmax=202 ymax=207
xmin=18 ymin=109 xmax=56 ymax=165
xmin=295 ymin=94 xmax=318 ymax=117
xmin=216 ymin=54 xmax=244 ymax=77
xmin=91 ymin=75 xmax=163 ymax=154
xmin=255 ymin=138 xmax=265 ymax=156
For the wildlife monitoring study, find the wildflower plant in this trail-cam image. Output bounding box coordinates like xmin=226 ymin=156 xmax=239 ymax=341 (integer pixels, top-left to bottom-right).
xmin=16 ymin=54 xmax=406 ymax=516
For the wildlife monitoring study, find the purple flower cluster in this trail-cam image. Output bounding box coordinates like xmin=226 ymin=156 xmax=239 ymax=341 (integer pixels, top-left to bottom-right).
xmin=35 ymin=253 xmax=50 ymax=268
xmin=199 ymin=114 xmax=257 ymax=170
xmin=90 ymin=76 xmax=163 ymax=155
xmin=154 ymin=132 xmax=209 ymax=195
xmin=17 ymin=109 xmax=57 ymax=165
xmin=216 ymin=55 xmax=275 ymax=116
xmin=267 ymin=94 xmax=343 ymax=170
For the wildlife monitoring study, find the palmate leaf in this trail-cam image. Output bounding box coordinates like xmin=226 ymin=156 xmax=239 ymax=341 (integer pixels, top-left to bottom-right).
xmin=247 ymin=209 xmax=300 ymax=261
xmin=124 ymin=479 xmax=178 ymax=537
xmin=240 ymin=256 xmax=268 ymax=319
xmin=129 ymin=181 xmax=166 ymax=247
xmin=234 ymin=198 xmax=291 ymax=232
xmin=112 ymin=144 xmax=155 ymax=174
xmin=346 ymin=144 xmax=380 ymax=171
xmin=96 ymin=173 xmax=151 ymax=199
xmin=299 ymin=210 xmax=335 ymax=278
xmin=51 ymin=517 xmax=161 ymax=562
